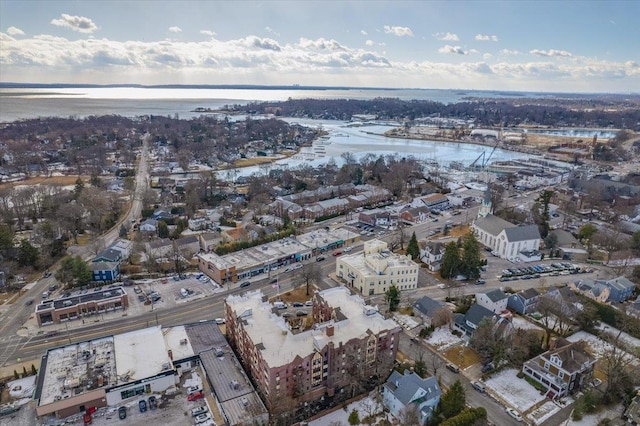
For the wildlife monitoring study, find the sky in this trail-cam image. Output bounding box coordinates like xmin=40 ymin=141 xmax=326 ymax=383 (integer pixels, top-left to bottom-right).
xmin=1 ymin=0 xmax=639 ymax=93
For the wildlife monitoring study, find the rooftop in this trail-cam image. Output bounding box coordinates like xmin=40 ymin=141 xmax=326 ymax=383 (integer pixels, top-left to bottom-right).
xmin=113 ymin=326 xmax=174 ymax=383
xmin=337 ymin=239 xmax=418 ymax=278
xmin=36 ymin=286 xmax=127 ymax=312
xmin=226 ymin=287 xmax=398 ymax=368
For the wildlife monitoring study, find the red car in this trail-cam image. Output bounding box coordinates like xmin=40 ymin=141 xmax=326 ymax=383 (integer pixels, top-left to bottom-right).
xmin=333 ymin=251 xmax=342 ymax=256
xmin=187 ymin=391 xmax=204 ymax=401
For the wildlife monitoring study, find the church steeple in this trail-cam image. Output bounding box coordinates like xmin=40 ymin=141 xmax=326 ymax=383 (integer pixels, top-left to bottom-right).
xmin=478 ymin=185 xmax=493 ymax=218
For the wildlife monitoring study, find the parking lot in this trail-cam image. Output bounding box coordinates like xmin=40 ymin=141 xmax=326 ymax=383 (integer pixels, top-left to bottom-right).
xmin=129 ymin=274 xmax=223 ymax=311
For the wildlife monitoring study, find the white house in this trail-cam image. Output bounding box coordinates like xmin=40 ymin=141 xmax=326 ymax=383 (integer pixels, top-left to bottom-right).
xmin=475 ymin=288 xmax=509 ymax=314
xmin=139 ymin=219 xmax=158 ymax=233
xmin=420 ymin=242 xmax=446 ymax=272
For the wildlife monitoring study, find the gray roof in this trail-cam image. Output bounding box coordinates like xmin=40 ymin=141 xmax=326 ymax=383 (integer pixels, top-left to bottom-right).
xmin=414 ymin=296 xmax=444 ymax=318
xmin=94 ymin=248 xmax=121 ymax=262
xmin=482 ymin=288 xmax=508 ymax=303
xmin=465 ymin=303 xmax=497 ymax=327
xmin=385 ymin=371 xmax=441 ymax=405
xmin=550 ymin=229 xmax=582 ymax=248
xmin=605 ymin=276 xmax=635 ymax=291
xmin=504 ymin=224 xmax=541 ymax=242
xmin=474 ymin=214 xmax=514 ymax=236
xmin=89 ymin=261 xmax=119 ymax=272
xmin=520 ymin=288 xmax=540 ymax=300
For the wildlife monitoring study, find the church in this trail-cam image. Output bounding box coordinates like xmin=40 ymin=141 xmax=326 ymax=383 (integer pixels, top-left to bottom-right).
xmin=472 ymin=188 xmax=542 ymax=262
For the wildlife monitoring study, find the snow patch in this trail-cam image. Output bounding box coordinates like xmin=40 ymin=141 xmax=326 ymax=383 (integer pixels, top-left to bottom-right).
xmin=426 ymin=326 xmax=462 ymax=351
xmin=309 ymin=393 xmax=386 ymax=426
xmin=8 ymin=376 xmax=36 ymax=401
xmin=512 ymin=316 xmax=543 ymax=331
xmin=484 ymin=368 xmax=545 ymax=412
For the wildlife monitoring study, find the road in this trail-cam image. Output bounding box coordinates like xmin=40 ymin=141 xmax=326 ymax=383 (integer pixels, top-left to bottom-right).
xmin=398 ymin=332 xmax=521 ymax=426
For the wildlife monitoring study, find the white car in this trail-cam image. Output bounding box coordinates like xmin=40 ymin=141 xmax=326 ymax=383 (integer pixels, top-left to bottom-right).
xmin=191 ymin=406 xmax=208 ymax=417
xmin=343 ymin=246 xmax=353 ymax=252
xmin=214 ymin=318 xmax=225 ymax=325
xmin=294 ymin=263 xmax=303 ymax=269
xmin=506 ymin=408 xmax=523 ymax=422
xmin=195 ymin=413 xmax=212 ymax=424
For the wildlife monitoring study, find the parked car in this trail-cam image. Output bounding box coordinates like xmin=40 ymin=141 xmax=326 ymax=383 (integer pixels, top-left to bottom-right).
xmin=333 ymin=251 xmax=342 ymax=256
xmin=343 ymin=246 xmax=353 ymax=252
xmin=191 ymin=406 xmax=208 ymax=417
xmin=305 ymin=300 xmax=313 ymax=307
xmin=472 ymin=381 xmax=486 ymax=393
xmin=446 ymin=363 xmax=460 ymax=373
xmin=134 ymin=287 xmax=142 ymax=294
xmin=292 ymin=302 xmax=304 ymax=307
xmin=269 ymin=277 xmax=278 ymax=284
xmin=148 ymin=396 xmax=157 ymax=410
xmin=43 ymin=271 xmax=52 ymax=278
xmin=118 ymin=406 xmax=127 ymax=420
xmin=506 ymin=408 xmax=523 ymax=422
xmin=214 ymin=318 xmax=225 ymax=325
xmin=475 ymin=279 xmax=486 ymax=285
xmin=240 ymin=281 xmax=251 ymax=288
xmin=187 ymin=391 xmax=204 ymax=401
xmin=316 ymin=256 xmax=326 ymax=262
xmin=296 ymin=310 xmax=307 ymax=316
xmin=138 ymin=400 xmax=147 ymax=413
xmin=188 ymin=385 xmax=203 ymax=394
xmin=195 ymin=413 xmax=212 ymax=424
xmin=481 ymin=363 xmax=494 ymax=373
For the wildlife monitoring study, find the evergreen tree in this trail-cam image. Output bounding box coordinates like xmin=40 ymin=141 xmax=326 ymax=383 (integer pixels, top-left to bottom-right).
xmin=13 ymin=370 xmax=19 ymax=380
xmin=537 ymin=190 xmax=554 ymax=238
xmin=119 ymin=224 xmax=128 ymax=238
xmin=441 ymin=241 xmax=461 ymax=279
xmin=0 ymin=224 xmax=14 ymax=251
xmin=72 ymin=177 xmax=84 ymax=200
xmin=17 ymin=240 xmax=39 ymax=267
xmin=22 ymin=366 xmax=28 ymax=378
xmin=439 ymin=379 xmax=466 ymax=419
xmin=406 ymin=231 xmax=420 ymax=261
xmin=157 ymin=220 xmax=169 ymax=238
xmin=385 ymin=285 xmax=400 ymax=311
xmin=348 ymin=409 xmax=360 ymax=425
xmin=460 ymin=231 xmax=482 ymax=280
xmin=31 ymin=364 xmax=37 ymax=375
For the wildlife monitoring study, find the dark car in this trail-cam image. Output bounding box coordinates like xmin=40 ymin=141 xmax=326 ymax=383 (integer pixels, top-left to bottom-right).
xmin=25 ymin=299 xmax=34 ymax=306
xmin=269 ymin=277 xmax=278 ymax=284
xmin=296 ymin=310 xmax=308 ymax=316
xmin=138 ymin=399 xmax=147 ymax=413
xmin=148 ymin=396 xmax=157 ymax=410
xmin=292 ymin=302 xmax=304 ymax=307
xmin=316 ymin=256 xmax=326 ymax=262
xmin=240 ymin=281 xmax=251 ymax=288
xmin=481 ymin=363 xmax=494 ymax=373
xmin=118 ymin=406 xmax=127 ymax=420
xmin=475 ymin=279 xmax=486 ymax=285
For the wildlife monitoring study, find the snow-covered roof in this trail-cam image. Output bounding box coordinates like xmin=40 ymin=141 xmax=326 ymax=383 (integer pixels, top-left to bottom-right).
xmin=114 ymin=326 xmax=172 ymax=382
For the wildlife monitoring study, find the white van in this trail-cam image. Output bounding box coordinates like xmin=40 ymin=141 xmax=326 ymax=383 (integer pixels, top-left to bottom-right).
xmin=274 ymin=301 xmax=287 ymax=310
xmin=180 ymin=288 xmax=189 ymax=297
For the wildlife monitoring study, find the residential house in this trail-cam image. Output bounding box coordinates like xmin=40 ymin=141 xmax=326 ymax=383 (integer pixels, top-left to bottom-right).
xmin=221 ymin=227 xmax=249 ymax=243
xmin=545 ymin=286 xmax=582 ymax=317
xmin=420 ymin=242 xmax=446 ymax=272
xmin=152 ymin=209 xmax=174 ymax=222
xmin=268 ymin=199 xmax=303 ymax=220
xmin=90 ymin=261 xmax=120 ymax=282
xmin=400 ymin=206 xmax=430 ymax=224
xmin=522 ymin=340 xmax=596 ymax=399
xmin=303 ymin=204 xmax=325 ymax=220
xmin=383 ymin=371 xmax=442 ymax=424
xmin=139 ymin=219 xmax=158 ymax=233
xmin=188 ymin=217 xmax=209 ymax=231
xmin=198 ymin=232 xmax=220 ymax=252
xmin=570 ymin=279 xmax=610 ymax=303
xmin=314 ymin=198 xmax=350 ymax=216
xmin=628 ymin=297 xmax=640 ymax=319
xmin=109 ymin=239 xmax=132 ymax=260
xmin=476 ymin=289 xmax=509 ymax=314
xmin=603 ymin=276 xmax=636 ymax=303
xmin=507 ymin=288 xmax=540 ymax=315
xmin=93 ymin=248 xmax=122 ymax=264
xmin=453 ymin=304 xmax=497 ymax=337
xmin=358 ymin=209 xmax=398 ymax=228
xmin=413 ymin=296 xmax=446 ymax=327
xmin=549 ymin=229 xmax=588 ymax=261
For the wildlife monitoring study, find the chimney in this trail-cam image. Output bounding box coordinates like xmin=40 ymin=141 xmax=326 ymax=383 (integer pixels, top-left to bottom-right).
xmin=167 ymin=349 xmax=173 ymax=360
xmin=326 ymin=325 xmax=334 ymax=337
xmin=548 ymin=337 xmax=557 ymax=351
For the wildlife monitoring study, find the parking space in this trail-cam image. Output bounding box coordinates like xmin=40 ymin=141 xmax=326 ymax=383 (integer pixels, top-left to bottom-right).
xmin=130 ymin=274 xmax=222 ymax=310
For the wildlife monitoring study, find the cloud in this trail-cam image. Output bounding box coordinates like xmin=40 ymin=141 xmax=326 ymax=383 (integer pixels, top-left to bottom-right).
xmin=383 ymin=25 xmax=413 ymax=37
xmin=7 ymin=26 xmax=25 ymax=36
xmin=169 ymin=26 xmax=182 ymax=33
xmin=365 ymin=40 xmax=374 ymax=46
xmin=475 ymin=34 xmax=498 ymax=42
xmin=530 ymin=49 xmax=572 ymax=57
xmin=50 ymin=14 xmax=98 ymax=33
xmin=361 ymin=30 xmax=368 ymax=36
xmin=200 ymin=30 xmax=216 ymax=37
xmin=243 ymin=35 xmax=281 ymax=51
xmin=483 ymin=53 xmax=493 ymax=60
xmin=438 ymin=45 xmax=467 ymax=55
xmin=265 ymin=26 xmax=280 ymax=37
xmin=435 ymin=32 xmax=459 ymax=41
xmin=499 ymin=49 xmax=521 ymax=56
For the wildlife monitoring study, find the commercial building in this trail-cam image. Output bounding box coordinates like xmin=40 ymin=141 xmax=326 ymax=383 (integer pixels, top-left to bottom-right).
xmin=198 ymin=228 xmax=358 ymax=285
xmin=336 ymin=239 xmax=419 ymax=296
xmin=35 ymin=287 xmax=129 ymax=326
xmin=34 ymin=323 xmax=268 ymax=425
xmin=224 ymin=287 xmax=400 ymax=415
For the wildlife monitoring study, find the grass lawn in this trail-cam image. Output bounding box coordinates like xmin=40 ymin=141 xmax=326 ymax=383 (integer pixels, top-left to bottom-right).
xmin=270 ymin=285 xmax=316 ymax=304
xmin=443 ymin=345 xmax=482 ymax=369
xmin=0 ymin=175 xmax=87 ymax=190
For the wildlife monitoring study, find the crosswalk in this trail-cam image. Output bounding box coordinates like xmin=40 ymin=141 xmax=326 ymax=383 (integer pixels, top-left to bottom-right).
xmin=0 ymin=335 xmax=30 ymax=367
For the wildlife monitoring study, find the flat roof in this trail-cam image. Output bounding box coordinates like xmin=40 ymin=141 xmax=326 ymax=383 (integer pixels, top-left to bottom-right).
xmin=199 ymin=228 xmax=358 ymax=271
xmin=36 ymin=286 xmax=127 ymax=311
xmin=39 ymin=337 xmax=116 ymax=406
xmin=113 ymin=326 xmax=172 ymax=382
xmin=226 ymin=287 xmax=398 ymax=368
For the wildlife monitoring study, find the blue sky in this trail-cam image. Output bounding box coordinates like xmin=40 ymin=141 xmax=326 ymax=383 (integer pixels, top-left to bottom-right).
xmin=1 ymin=0 xmax=639 ymax=92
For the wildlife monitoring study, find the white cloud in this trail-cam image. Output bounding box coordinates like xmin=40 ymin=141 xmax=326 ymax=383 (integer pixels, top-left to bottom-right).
xmin=7 ymin=26 xmax=25 ymax=36
xmin=169 ymin=26 xmax=182 ymax=33
xmin=265 ymin=26 xmax=280 ymax=36
xmin=475 ymin=34 xmax=498 ymax=42
xmin=365 ymin=40 xmax=374 ymax=46
xmin=469 ymin=49 xmax=480 ymax=54
xmin=383 ymin=25 xmax=413 ymax=37
xmin=500 ymin=49 xmax=521 ymax=56
xmin=530 ymin=49 xmax=572 ymax=57
xmin=438 ymin=45 xmax=467 ymax=55
xmin=435 ymin=32 xmax=459 ymax=41
xmin=200 ymin=30 xmax=216 ymax=37
xmin=50 ymin=14 xmax=98 ymax=33
xmin=483 ymin=53 xmax=493 ymax=59
xmin=361 ymin=30 xmax=368 ymax=36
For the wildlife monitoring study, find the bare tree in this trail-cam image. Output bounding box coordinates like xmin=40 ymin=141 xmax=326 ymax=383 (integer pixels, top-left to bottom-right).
xmin=599 ymin=316 xmax=639 ymax=403
xmin=397 ymin=403 xmax=421 ymax=426
xmin=294 ymin=261 xmax=321 ymax=296
xmin=432 ymin=307 xmax=453 ymax=328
